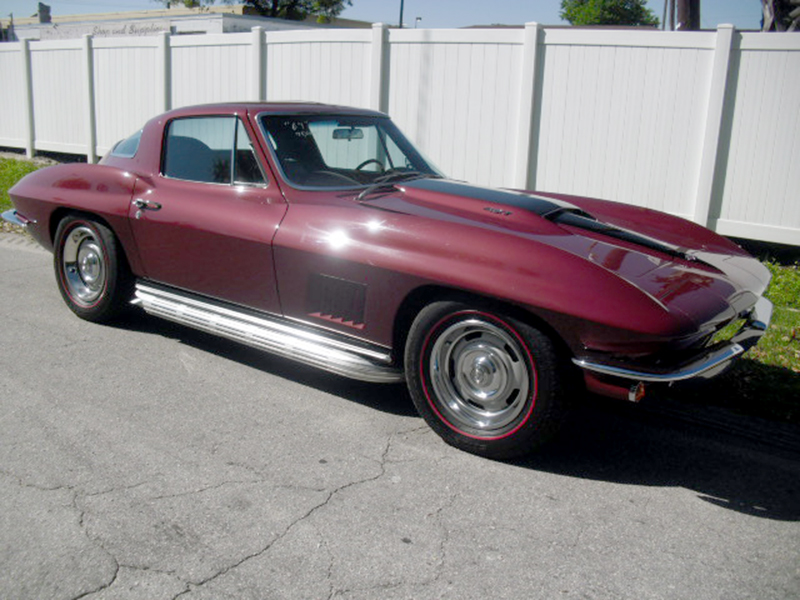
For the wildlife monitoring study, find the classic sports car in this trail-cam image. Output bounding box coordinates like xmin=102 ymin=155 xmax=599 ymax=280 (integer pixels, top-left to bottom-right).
xmin=4 ymin=102 xmax=772 ymax=458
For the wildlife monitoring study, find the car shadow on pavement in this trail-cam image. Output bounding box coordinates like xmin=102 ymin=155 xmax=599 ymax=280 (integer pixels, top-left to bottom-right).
xmin=518 ymin=397 xmax=800 ymax=522
xmin=111 ymin=312 xmax=416 ymax=417
xmin=112 ymin=313 xmax=799 ymax=522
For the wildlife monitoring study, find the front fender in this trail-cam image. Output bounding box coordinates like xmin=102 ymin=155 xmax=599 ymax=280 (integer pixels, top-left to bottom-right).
xmin=273 ymin=200 xmax=690 ymax=353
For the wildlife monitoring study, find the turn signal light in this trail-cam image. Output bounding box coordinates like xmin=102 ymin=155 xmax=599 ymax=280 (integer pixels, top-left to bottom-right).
xmin=628 ymin=382 xmax=646 ymax=403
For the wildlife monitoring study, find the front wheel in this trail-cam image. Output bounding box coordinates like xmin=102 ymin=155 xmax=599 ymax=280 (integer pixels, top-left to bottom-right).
xmin=405 ymin=302 xmax=568 ymax=459
xmin=53 ymin=215 xmax=132 ymax=323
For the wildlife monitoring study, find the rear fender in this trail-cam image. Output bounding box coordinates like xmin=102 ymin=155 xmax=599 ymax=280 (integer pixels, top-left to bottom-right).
xmin=9 ymin=163 xmax=142 ymax=273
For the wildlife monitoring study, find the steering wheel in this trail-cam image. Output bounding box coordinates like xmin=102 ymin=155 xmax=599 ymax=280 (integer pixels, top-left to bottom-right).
xmin=355 ymin=159 xmax=385 ymax=172
xmin=310 ymin=170 xmax=361 ymax=185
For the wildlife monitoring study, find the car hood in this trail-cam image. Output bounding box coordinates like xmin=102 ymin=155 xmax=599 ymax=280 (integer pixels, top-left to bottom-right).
xmin=369 ymin=177 xmax=771 ymax=330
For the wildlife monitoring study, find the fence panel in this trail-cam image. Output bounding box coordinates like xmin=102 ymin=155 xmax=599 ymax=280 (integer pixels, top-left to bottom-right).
xmin=265 ymin=30 xmax=372 ymax=108
xmin=0 ymin=45 xmax=28 ymax=148
xmin=171 ymin=34 xmax=253 ymax=109
xmin=387 ymin=29 xmax=524 ymax=188
xmin=715 ymin=34 xmax=800 ymax=245
xmin=93 ymin=38 xmax=163 ymax=154
xmin=535 ymin=30 xmax=717 ymax=219
xmin=29 ymin=40 xmax=86 ymax=154
xmin=1 ymin=27 xmax=798 ymax=245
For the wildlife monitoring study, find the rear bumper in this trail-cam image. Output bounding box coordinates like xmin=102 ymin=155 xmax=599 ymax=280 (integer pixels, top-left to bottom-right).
xmin=2 ymin=209 xmax=33 ymax=227
xmin=573 ymin=296 xmax=773 ymax=383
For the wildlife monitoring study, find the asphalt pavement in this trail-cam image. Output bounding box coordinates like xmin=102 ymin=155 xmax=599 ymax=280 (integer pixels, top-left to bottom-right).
xmin=1 ymin=233 xmax=799 ymax=600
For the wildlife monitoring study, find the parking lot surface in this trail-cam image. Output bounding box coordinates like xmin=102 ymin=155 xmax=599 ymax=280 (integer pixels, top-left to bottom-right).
xmin=1 ymin=235 xmax=798 ymax=600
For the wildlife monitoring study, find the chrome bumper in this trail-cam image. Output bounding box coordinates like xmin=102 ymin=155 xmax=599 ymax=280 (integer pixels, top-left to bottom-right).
xmin=2 ymin=209 xmax=31 ymax=227
xmin=573 ymin=296 xmax=773 ymax=383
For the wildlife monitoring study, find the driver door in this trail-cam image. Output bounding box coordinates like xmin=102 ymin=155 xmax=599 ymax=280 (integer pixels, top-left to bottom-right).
xmin=128 ymin=115 xmax=287 ymax=314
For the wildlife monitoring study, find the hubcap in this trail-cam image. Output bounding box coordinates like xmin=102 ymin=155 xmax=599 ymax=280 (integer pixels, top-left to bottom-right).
xmin=61 ymin=226 xmax=106 ymax=306
xmin=429 ymin=318 xmax=531 ymax=435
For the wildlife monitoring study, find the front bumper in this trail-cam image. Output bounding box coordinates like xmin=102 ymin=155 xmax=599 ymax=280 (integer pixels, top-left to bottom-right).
xmin=573 ymin=296 xmax=773 ymax=383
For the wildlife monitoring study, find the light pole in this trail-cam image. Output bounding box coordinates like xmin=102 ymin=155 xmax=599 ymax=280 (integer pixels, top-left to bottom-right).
xmin=399 ymin=0 xmax=404 ymax=28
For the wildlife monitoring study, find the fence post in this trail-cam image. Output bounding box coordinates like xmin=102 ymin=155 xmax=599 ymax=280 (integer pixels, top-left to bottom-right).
xmin=20 ymin=39 xmax=35 ymax=158
xmin=82 ymin=35 xmax=97 ymax=164
xmin=514 ymin=22 xmax=542 ymax=190
xmin=157 ymin=31 xmax=171 ymax=112
xmin=693 ymin=24 xmax=735 ymax=228
xmin=370 ymin=23 xmax=388 ymax=112
xmin=251 ymin=26 xmax=264 ymax=101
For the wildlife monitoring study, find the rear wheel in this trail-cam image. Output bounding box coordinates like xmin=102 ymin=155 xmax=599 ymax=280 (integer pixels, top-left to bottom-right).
xmin=53 ymin=215 xmax=132 ymax=322
xmin=405 ymin=301 xmax=568 ymax=459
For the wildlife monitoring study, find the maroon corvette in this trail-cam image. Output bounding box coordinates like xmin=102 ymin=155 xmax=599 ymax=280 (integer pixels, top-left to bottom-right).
xmin=4 ymin=102 xmax=772 ymax=458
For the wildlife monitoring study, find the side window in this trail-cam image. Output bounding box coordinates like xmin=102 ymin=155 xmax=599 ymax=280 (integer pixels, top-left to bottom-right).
xmin=111 ymin=129 xmax=142 ymax=158
xmin=162 ymin=116 xmax=266 ymax=186
xmin=233 ymin=119 xmax=266 ymax=185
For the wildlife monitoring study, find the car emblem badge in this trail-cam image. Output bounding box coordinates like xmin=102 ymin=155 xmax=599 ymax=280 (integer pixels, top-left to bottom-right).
xmin=484 ymin=207 xmax=512 ymax=216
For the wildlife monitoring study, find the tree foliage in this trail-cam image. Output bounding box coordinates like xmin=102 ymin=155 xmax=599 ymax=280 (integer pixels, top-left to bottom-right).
xmin=154 ymin=0 xmax=352 ymax=22
xmin=241 ymin=0 xmax=352 ymax=21
xmin=762 ymin=0 xmax=800 ymax=31
xmin=560 ymin=0 xmax=660 ymax=27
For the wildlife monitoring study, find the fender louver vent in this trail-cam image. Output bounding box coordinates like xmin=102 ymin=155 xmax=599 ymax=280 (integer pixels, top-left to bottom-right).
xmin=307 ymin=273 xmax=367 ymax=329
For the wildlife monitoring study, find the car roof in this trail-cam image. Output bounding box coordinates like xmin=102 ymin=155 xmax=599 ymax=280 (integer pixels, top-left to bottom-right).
xmin=157 ymin=102 xmax=387 ymax=120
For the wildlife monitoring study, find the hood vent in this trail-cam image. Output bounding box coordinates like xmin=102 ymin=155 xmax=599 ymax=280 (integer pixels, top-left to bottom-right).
xmin=547 ymin=208 xmax=697 ymax=263
xmin=402 ymin=178 xmax=575 ymax=216
xmin=400 ymin=178 xmax=699 ymax=263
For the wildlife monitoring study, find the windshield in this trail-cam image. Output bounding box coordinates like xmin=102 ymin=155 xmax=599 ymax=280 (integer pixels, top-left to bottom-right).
xmin=259 ymin=114 xmax=441 ymax=189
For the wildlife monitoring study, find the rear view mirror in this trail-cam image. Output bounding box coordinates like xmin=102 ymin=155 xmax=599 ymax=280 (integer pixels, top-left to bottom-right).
xmin=333 ymin=127 xmax=364 ymax=141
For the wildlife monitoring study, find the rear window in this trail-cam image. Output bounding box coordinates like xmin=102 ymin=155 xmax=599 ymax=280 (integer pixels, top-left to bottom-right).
xmin=110 ymin=129 xmax=142 ymax=158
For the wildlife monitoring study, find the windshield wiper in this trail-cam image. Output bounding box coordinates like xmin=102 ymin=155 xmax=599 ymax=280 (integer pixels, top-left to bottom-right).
xmin=356 ymin=171 xmax=439 ymax=202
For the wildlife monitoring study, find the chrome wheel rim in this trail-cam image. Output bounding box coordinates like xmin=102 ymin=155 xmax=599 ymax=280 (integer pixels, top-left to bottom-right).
xmin=61 ymin=225 xmax=106 ymax=306
xmin=428 ymin=318 xmax=531 ymax=435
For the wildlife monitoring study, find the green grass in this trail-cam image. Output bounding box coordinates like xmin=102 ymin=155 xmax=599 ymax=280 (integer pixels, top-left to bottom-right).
xmin=764 ymin=260 xmax=800 ymax=310
xmin=0 ymin=156 xmax=43 ymax=212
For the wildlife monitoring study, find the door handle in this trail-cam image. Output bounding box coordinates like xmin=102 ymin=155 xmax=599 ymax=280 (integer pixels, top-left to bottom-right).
xmin=132 ymin=198 xmax=162 ymax=211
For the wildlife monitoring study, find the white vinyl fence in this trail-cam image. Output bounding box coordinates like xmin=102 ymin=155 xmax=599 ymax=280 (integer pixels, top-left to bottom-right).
xmin=0 ymin=24 xmax=798 ymax=245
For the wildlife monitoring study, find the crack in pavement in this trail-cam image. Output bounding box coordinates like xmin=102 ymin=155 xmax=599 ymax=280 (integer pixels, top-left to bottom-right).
xmin=172 ymin=436 xmax=395 ymax=599
xmin=84 ymin=480 xmax=153 ymax=498
xmin=425 ymin=493 xmax=457 ymax=588
xmin=70 ymin=492 xmax=121 ymax=600
xmin=332 ymin=491 xmax=459 ymax=598
xmin=0 ymin=469 xmax=76 ymax=493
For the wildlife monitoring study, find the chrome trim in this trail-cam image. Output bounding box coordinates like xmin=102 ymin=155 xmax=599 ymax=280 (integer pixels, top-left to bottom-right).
xmin=573 ymin=343 xmax=745 ymax=383
xmin=573 ymin=297 xmax=773 ymax=384
xmin=2 ymin=209 xmax=34 ymax=227
xmin=133 ymin=283 xmax=403 ymax=384
xmin=731 ymin=296 xmax=772 ymax=349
